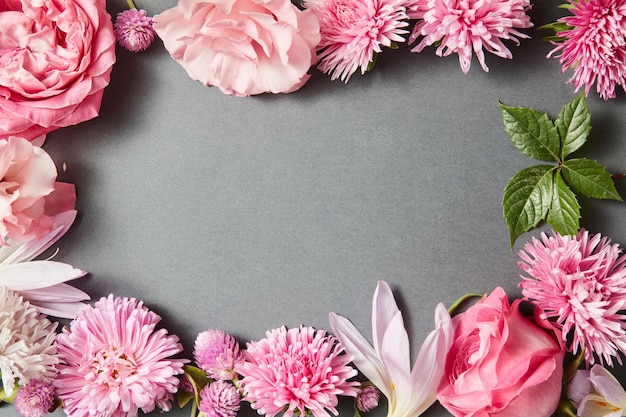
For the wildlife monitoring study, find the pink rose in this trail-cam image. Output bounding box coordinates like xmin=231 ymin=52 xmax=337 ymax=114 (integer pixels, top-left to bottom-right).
xmin=0 ymin=0 xmax=116 ymax=141
xmin=0 ymin=137 xmax=76 ymax=244
xmin=438 ymin=287 xmax=564 ymax=417
xmin=153 ymin=0 xmax=320 ymax=97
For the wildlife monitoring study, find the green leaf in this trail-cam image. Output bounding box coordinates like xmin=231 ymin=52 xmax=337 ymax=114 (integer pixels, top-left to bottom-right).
xmin=546 ymin=171 xmax=581 ymax=236
xmin=499 ymin=102 xmax=561 ymax=161
xmin=177 ymin=389 xmax=194 ymax=409
xmin=562 ymin=158 xmax=623 ymax=200
xmin=556 ymin=94 xmax=591 ymax=159
xmin=503 ymin=165 xmax=555 ymax=247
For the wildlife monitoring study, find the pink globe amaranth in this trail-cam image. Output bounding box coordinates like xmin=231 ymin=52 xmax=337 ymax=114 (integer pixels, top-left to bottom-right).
xmin=0 ymin=0 xmax=116 ymax=141
xmin=437 ymin=287 xmax=564 ymax=417
xmin=153 ymin=0 xmax=320 ymax=97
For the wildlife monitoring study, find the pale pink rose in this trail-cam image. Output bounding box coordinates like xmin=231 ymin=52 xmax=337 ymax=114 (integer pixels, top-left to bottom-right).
xmin=0 ymin=0 xmax=116 ymax=141
xmin=438 ymin=287 xmax=564 ymax=417
xmin=0 ymin=137 xmax=76 ymax=245
xmin=153 ymin=0 xmax=320 ymax=97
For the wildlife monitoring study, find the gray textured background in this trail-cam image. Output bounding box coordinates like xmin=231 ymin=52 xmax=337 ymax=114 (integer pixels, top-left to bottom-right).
xmin=6 ymin=0 xmax=626 ymax=416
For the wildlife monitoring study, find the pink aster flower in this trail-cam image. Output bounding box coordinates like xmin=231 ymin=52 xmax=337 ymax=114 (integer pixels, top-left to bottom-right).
xmin=114 ymin=9 xmax=157 ymax=52
xmin=408 ymin=0 xmax=532 ymax=73
xmin=199 ymin=380 xmax=242 ymax=417
xmin=13 ymin=379 xmax=56 ymax=417
xmin=519 ymin=229 xmax=626 ymax=366
xmin=304 ymin=0 xmax=410 ymax=82
xmin=194 ymin=329 xmax=242 ymax=381
xmin=546 ymin=0 xmax=626 ymax=100
xmin=235 ymin=326 xmax=359 ymax=417
xmin=54 ymin=295 xmax=186 ymax=417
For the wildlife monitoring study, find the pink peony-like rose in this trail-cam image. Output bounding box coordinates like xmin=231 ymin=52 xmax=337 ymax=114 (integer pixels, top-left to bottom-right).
xmin=0 ymin=0 xmax=116 ymax=141
xmin=438 ymin=287 xmax=564 ymax=417
xmin=153 ymin=0 xmax=320 ymax=97
xmin=0 ymin=137 xmax=76 ymax=245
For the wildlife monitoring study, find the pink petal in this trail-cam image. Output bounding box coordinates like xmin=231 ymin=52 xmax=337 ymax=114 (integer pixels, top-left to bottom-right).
xmin=590 ymin=366 xmax=626 ymax=407
xmin=30 ymin=300 xmax=89 ymax=319
xmin=379 ymin=311 xmax=412 ymax=413
xmin=18 ymin=282 xmax=89 ymax=302
xmin=0 ymin=260 xmax=86 ymax=290
xmin=567 ymin=370 xmax=591 ymax=407
xmin=372 ymin=281 xmax=401 ymax=354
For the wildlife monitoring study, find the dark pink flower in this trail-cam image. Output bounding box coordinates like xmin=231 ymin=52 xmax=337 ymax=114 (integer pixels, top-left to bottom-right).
xmin=519 ymin=229 xmax=626 ymax=366
xmin=356 ymin=385 xmax=380 ymax=413
xmin=236 ymin=326 xmax=359 ymax=417
xmin=199 ymin=381 xmax=241 ymax=417
xmin=305 ymin=0 xmax=409 ymax=82
xmin=114 ymin=9 xmax=156 ymax=52
xmin=547 ymin=0 xmax=626 ymax=100
xmin=13 ymin=380 xmax=56 ymax=417
xmin=408 ymin=0 xmax=532 ymax=73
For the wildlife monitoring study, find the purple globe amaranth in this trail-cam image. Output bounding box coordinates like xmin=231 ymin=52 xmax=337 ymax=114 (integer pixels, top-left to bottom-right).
xmin=114 ymin=9 xmax=156 ymax=52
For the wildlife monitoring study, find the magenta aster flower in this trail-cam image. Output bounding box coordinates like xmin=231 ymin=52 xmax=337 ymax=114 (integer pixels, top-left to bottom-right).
xmin=114 ymin=9 xmax=156 ymax=52
xmin=194 ymin=329 xmax=241 ymax=381
xmin=13 ymin=380 xmax=55 ymax=417
xmin=519 ymin=229 xmax=626 ymax=366
xmin=304 ymin=0 xmax=410 ymax=82
xmin=236 ymin=326 xmax=359 ymax=417
xmin=408 ymin=0 xmax=532 ymax=73
xmin=53 ymin=295 xmax=186 ymax=417
xmin=547 ymin=0 xmax=626 ymax=100
xmin=199 ymin=380 xmax=241 ymax=417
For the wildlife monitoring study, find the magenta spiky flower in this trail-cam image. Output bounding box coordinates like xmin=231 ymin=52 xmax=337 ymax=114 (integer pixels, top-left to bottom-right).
xmin=236 ymin=326 xmax=359 ymax=417
xmin=13 ymin=380 xmax=56 ymax=417
xmin=199 ymin=381 xmax=241 ymax=417
xmin=194 ymin=329 xmax=242 ymax=381
xmin=519 ymin=229 xmax=626 ymax=366
xmin=356 ymin=385 xmax=380 ymax=413
xmin=304 ymin=0 xmax=410 ymax=82
xmin=114 ymin=9 xmax=156 ymax=52
xmin=547 ymin=0 xmax=626 ymax=100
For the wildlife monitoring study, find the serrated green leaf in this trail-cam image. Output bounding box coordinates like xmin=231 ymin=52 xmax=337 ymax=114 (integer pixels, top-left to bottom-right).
xmin=562 ymin=158 xmax=623 ymax=200
xmin=499 ymin=102 xmax=561 ymax=161
xmin=503 ymin=165 xmax=555 ymax=247
xmin=546 ymin=171 xmax=581 ymax=235
xmin=556 ymin=94 xmax=591 ymax=158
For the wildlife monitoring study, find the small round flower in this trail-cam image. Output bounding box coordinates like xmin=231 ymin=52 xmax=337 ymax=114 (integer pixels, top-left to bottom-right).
xmin=0 ymin=286 xmax=58 ymax=398
xmin=13 ymin=380 xmax=56 ymax=417
xmin=199 ymin=381 xmax=242 ymax=417
xmin=54 ymin=295 xmax=186 ymax=417
xmin=194 ymin=329 xmax=242 ymax=381
xmin=546 ymin=0 xmax=626 ymax=100
xmin=355 ymin=385 xmax=380 ymax=413
xmin=179 ymin=375 xmax=195 ymax=394
xmin=114 ymin=9 xmax=157 ymax=52
xmin=408 ymin=0 xmax=532 ymax=73
xmin=235 ymin=326 xmax=359 ymax=417
xmin=519 ymin=229 xmax=626 ymax=366
xmin=305 ymin=0 xmax=409 ymax=82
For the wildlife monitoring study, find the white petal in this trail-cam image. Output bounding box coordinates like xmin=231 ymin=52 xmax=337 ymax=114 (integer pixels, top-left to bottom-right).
xmin=29 ymin=300 xmax=88 ymax=319
xmin=0 ymin=261 xmax=86 ymax=291
xmin=578 ymin=394 xmax=624 ymax=417
xmin=18 ymin=283 xmax=89 ymax=302
xmin=372 ymin=281 xmax=401 ymax=354
xmin=590 ymin=365 xmax=626 ymax=408
xmin=380 ymin=311 xmax=412 ymax=416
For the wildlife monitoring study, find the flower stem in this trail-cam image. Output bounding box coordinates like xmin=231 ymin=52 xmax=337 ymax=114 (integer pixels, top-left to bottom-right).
xmin=125 ymin=0 xmax=137 ymax=9
xmin=612 ymin=173 xmax=625 ymax=179
xmin=448 ymin=293 xmax=483 ymax=315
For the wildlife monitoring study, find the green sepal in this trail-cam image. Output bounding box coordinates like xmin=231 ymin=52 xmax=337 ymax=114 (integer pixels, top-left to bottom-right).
xmin=562 ymin=158 xmax=623 ymax=200
xmin=558 ymin=3 xmax=575 ymax=9
xmin=366 ymin=54 xmax=378 ymax=72
xmin=0 ymin=387 xmax=17 ymax=403
xmin=448 ymin=293 xmax=484 ymax=315
xmin=503 ymin=165 xmax=555 ymax=247
xmin=556 ymin=94 xmax=591 ymax=159
xmin=389 ymin=42 xmax=400 ymax=50
xmin=499 ymin=102 xmax=561 ymax=162
xmin=546 ymin=171 xmax=581 ymax=236
xmin=562 ymin=349 xmax=586 ymax=384
xmin=538 ymin=21 xmax=572 ymax=33
xmin=178 ymin=365 xmax=210 ymax=410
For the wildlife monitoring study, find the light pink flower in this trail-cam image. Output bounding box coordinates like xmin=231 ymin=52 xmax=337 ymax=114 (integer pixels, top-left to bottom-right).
xmin=408 ymin=0 xmax=532 ymax=73
xmin=1 ymin=137 xmax=74 ymax=244
xmin=153 ymin=0 xmax=320 ymax=97
xmin=199 ymin=380 xmax=242 ymax=417
xmin=0 ymin=0 xmax=116 ymax=141
xmin=519 ymin=229 xmax=626 ymax=366
xmin=547 ymin=0 xmax=626 ymax=100
xmin=569 ymin=365 xmax=626 ymax=417
xmin=304 ymin=0 xmax=409 ymax=82
xmin=236 ymin=326 xmax=359 ymax=417
xmin=437 ymin=287 xmax=564 ymax=417
xmin=194 ymin=329 xmax=242 ymax=380
xmin=54 ymin=295 xmax=186 ymax=417
xmin=329 ymin=281 xmax=453 ymax=417
xmin=114 ymin=9 xmax=156 ymax=53
xmin=13 ymin=379 xmax=56 ymax=417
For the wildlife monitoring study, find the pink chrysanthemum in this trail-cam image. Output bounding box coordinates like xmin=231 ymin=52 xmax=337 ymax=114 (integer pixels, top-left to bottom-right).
xmin=53 ymin=295 xmax=186 ymax=417
xmin=114 ymin=9 xmax=156 ymax=52
xmin=547 ymin=0 xmax=626 ymax=100
xmin=519 ymin=229 xmax=626 ymax=366
xmin=194 ymin=329 xmax=242 ymax=381
xmin=13 ymin=380 xmax=56 ymax=417
xmin=199 ymin=381 xmax=242 ymax=417
xmin=408 ymin=0 xmax=533 ymax=73
xmin=235 ymin=326 xmax=359 ymax=417
xmin=304 ymin=0 xmax=409 ymax=82
xmin=355 ymin=385 xmax=380 ymax=413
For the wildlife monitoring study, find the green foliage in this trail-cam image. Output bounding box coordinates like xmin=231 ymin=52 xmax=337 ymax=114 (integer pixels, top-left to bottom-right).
xmin=178 ymin=365 xmax=210 ymax=416
xmin=499 ymin=94 xmax=622 ymax=247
